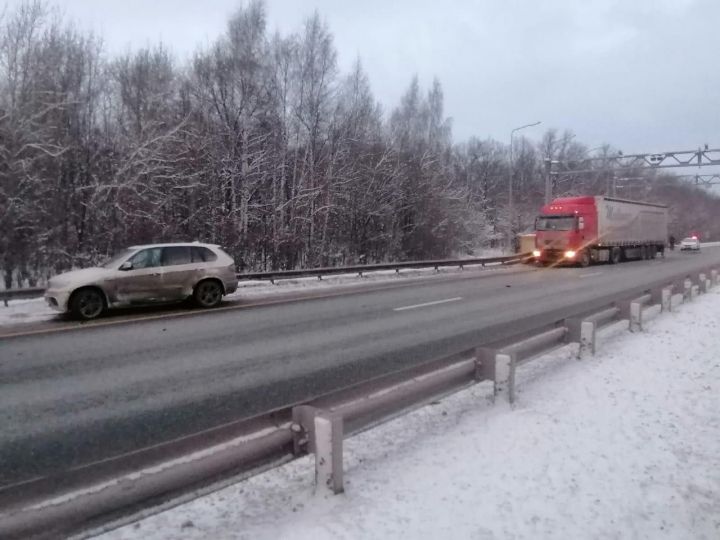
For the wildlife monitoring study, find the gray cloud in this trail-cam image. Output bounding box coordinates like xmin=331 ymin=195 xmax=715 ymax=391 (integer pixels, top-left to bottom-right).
xmin=5 ymin=0 xmax=718 ymax=154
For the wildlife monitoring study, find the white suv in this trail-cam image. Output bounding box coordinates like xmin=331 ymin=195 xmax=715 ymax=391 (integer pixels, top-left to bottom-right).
xmin=45 ymin=243 xmax=238 ymax=320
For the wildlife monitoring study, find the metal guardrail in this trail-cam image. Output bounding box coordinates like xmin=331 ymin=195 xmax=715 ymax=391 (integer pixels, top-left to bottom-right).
xmin=0 ymin=253 xmax=531 ymax=306
xmin=1 ymin=263 xmax=718 ymax=539
xmin=238 ymin=253 xmax=531 ymax=281
xmin=0 ymin=287 xmax=45 ymax=306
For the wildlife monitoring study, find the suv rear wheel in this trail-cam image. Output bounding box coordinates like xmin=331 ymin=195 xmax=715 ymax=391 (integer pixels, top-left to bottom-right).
xmin=194 ymin=280 xmax=224 ymax=308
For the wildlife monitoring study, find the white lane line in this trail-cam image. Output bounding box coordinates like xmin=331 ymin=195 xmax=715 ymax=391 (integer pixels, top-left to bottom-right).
xmin=579 ymin=272 xmax=603 ymax=279
xmin=393 ymin=297 xmax=463 ymax=312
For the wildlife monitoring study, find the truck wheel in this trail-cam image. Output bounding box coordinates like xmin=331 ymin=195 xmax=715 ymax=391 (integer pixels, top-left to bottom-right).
xmin=610 ymin=247 xmax=621 ymax=264
xmin=579 ymin=250 xmax=591 ymax=267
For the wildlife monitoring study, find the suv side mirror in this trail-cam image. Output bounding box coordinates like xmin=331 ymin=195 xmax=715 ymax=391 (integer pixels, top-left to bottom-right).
xmin=119 ymin=261 xmax=133 ymax=271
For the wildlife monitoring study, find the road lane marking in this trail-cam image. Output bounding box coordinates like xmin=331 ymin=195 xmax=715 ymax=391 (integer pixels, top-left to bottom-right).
xmin=579 ymin=272 xmax=603 ymax=279
xmin=393 ymin=297 xmax=462 ymax=312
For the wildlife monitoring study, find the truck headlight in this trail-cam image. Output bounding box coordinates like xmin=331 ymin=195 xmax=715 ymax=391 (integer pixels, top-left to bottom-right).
xmin=532 ymin=250 xmax=541 ymax=258
xmin=564 ymin=250 xmax=576 ymax=258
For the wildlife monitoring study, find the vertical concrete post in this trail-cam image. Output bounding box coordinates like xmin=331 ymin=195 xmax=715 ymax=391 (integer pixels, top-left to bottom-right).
xmin=578 ymin=320 xmax=596 ymax=358
xmin=474 ymin=347 xmax=497 ymax=382
xmin=690 ymin=284 xmax=699 ymax=299
xmin=711 ymin=269 xmax=718 ymax=286
xmin=630 ymin=301 xmax=643 ymax=332
xmin=494 ymin=352 xmax=516 ymax=403
xmin=313 ymin=412 xmax=344 ymax=495
xmin=699 ymin=273 xmax=707 ymax=293
xmin=291 ymin=405 xmax=318 ymax=455
xmin=683 ymin=278 xmax=692 ymax=301
xmin=661 ymin=286 xmax=672 ymax=312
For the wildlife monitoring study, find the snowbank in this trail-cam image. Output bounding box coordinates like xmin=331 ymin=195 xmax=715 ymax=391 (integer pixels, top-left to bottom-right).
xmin=0 ymin=298 xmax=57 ymax=326
xmin=97 ymin=288 xmax=720 ymax=539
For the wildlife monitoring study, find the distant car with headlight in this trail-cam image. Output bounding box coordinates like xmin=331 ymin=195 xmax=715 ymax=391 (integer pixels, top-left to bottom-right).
xmin=680 ymin=237 xmax=701 ymax=252
xmin=44 ymin=243 xmax=238 ymax=320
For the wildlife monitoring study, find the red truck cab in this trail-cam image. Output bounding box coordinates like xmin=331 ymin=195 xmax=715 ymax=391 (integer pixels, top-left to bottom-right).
xmin=534 ymin=197 xmax=596 ymax=266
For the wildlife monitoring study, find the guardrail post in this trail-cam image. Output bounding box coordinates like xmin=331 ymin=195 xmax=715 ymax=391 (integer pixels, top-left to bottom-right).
xmin=699 ymin=273 xmax=707 ymax=293
xmin=474 ymin=347 xmax=496 ymax=382
xmin=564 ymin=316 xmax=580 ymax=343
xmin=660 ymin=286 xmax=672 ymax=312
xmin=629 ymin=301 xmax=643 ymax=332
xmin=617 ymin=299 xmax=631 ymax=321
xmin=690 ymin=284 xmax=699 ymax=299
xmin=493 ymin=352 xmax=517 ymax=404
xmin=313 ymin=412 xmax=344 ymax=495
xmin=712 ymin=269 xmax=719 ymax=286
xmin=683 ymin=278 xmax=692 ymax=301
xmin=670 ymin=293 xmax=684 ymax=311
xmin=579 ymin=320 xmax=596 ymax=357
xmin=291 ymin=405 xmax=318 ymax=455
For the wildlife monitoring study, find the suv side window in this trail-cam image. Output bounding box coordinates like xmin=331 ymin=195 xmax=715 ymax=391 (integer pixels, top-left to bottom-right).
xmin=129 ymin=248 xmax=163 ymax=269
xmin=191 ymin=246 xmax=217 ymax=262
xmin=162 ymin=246 xmax=192 ymax=266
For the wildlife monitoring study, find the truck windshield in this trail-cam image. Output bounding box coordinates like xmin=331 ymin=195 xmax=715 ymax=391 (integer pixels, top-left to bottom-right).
xmin=536 ymin=216 xmax=576 ymax=231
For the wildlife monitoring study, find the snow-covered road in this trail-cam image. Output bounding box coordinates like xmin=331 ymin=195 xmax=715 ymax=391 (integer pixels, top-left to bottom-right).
xmin=97 ymin=284 xmax=720 ymax=539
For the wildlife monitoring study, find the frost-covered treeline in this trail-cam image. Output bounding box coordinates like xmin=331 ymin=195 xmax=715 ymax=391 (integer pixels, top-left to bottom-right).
xmin=1 ymin=1 xmax=718 ymax=287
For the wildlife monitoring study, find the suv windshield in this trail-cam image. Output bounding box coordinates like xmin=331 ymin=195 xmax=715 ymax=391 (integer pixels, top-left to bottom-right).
xmin=101 ymin=248 xmax=135 ymax=268
xmin=536 ymin=216 xmax=576 ymax=231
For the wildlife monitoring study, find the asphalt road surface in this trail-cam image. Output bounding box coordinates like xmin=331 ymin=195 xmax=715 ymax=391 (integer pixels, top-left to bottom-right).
xmin=2 ymin=249 xmax=720 ymax=488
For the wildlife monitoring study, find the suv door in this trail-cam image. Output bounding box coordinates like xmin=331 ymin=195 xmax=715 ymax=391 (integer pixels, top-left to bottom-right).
xmin=160 ymin=246 xmax=199 ymax=300
xmin=112 ymin=248 xmax=165 ymax=304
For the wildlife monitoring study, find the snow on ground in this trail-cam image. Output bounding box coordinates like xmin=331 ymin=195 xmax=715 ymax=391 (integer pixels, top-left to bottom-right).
xmin=458 ymin=246 xmax=509 ymax=259
xmin=0 ymin=298 xmax=57 ymax=326
xmin=97 ymin=288 xmax=720 ymax=540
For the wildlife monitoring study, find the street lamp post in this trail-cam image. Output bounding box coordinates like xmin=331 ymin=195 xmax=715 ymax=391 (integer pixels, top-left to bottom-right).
xmin=508 ymin=121 xmax=541 ymax=249
xmin=544 ymin=158 xmax=559 ymax=204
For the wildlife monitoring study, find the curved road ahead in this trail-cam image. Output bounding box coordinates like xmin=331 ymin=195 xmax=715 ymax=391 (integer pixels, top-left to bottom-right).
xmin=2 ymin=249 xmax=720 ymax=487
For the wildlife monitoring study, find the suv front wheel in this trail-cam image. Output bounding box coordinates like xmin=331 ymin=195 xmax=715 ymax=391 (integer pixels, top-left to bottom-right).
xmin=70 ymin=288 xmax=106 ymax=320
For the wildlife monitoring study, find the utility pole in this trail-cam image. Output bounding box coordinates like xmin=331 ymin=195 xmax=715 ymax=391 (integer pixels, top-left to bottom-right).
xmin=544 ymin=158 xmax=553 ymax=204
xmin=508 ymin=121 xmax=541 ymax=249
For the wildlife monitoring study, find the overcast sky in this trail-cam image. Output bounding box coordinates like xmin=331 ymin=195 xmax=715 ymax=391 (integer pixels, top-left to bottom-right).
xmin=6 ymin=0 xmax=720 ymax=155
